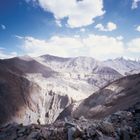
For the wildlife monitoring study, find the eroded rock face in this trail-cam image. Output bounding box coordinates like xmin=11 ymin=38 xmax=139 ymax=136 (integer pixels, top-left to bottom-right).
xmin=0 ymin=68 xmax=72 ymax=126
xmin=12 ymin=89 xmax=72 ymax=125
xmin=0 ymin=57 xmax=73 ymax=126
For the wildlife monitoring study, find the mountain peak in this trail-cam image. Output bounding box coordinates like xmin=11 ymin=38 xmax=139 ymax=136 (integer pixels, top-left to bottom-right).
xmin=115 ymin=57 xmax=125 ymax=61
xmin=40 ymin=54 xmax=71 ymax=62
xmin=18 ymin=55 xmax=33 ymax=61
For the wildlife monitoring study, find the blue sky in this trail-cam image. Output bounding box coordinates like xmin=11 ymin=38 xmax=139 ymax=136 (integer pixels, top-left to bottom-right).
xmin=0 ymin=0 xmax=140 ymax=60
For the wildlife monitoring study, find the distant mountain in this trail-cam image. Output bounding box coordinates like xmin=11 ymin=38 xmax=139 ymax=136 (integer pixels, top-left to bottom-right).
xmin=104 ymin=57 xmax=140 ymax=75
xmin=37 ymin=54 xmax=122 ymax=94
xmin=40 ymin=54 xmax=71 ymax=62
xmin=0 ymin=56 xmax=55 ymax=78
xmin=38 ymin=54 xmax=119 ymax=74
xmin=38 ymin=55 xmax=140 ymax=77
xmin=58 ymin=73 xmax=140 ymax=120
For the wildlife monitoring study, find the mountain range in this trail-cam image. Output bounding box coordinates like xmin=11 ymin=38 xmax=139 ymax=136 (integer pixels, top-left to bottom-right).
xmin=0 ymin=54 xmax=140 ymax=126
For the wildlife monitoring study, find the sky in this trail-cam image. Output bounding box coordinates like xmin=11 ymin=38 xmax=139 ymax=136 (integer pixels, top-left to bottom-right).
xmin=0 ymin=0 xmax=140 ymax=60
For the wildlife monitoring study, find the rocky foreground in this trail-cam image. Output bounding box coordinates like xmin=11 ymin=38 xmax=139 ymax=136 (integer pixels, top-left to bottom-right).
xmin=0 ymin=103 xmax=140 ymax=140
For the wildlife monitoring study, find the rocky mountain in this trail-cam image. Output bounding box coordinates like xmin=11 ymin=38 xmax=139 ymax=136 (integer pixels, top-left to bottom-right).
xmin=58 ymin=73 xmax=140 ymax=120
xmin=0 ymin=56 xmax=72 ymax=126
xmin=36 ymin=54 xmax=122 ymax=97
xmin=0 ymin=54 xmax=140 ymax=128
xmin=104 ymin=57 xmax=140 ymax=76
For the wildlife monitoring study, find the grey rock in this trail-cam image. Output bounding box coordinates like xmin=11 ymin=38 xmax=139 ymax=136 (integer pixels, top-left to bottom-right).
xmin=99 ymin=122 xmax=115 ymax=136
xmin=27 ymin=131 xmax=39 ymax=139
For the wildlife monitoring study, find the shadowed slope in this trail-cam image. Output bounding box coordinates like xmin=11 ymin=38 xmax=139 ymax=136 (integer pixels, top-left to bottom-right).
xmin=0 ymin=56 xmax=56 ymax=78
xmin=0 ymin=57 xmax=72 ymax=126
xmin=0 ymin=66 xmax=41 ymax=125
xmin=58 ymin=73 xmax=140 ymax=120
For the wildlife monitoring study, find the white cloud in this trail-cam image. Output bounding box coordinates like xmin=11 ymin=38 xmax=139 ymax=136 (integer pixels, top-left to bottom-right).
xmin=95 ymin=22 xmax=117 ymax=31
xmin=20 ymin=36 xmax=84 ymax=57
xmin=74 ymin=35 xmax=80 ymax=38
xmin=132 ymin=0 xmax=140 ymax=9
xmin=127 ymin=37 xmax=140 ymax=52
xmin=17 ymin=34 xmax=126 ymax=59
xmin=107 ymin=22 xmax=117 ymax=31
xmin=95 ymin=24 xmax=104 ymax=31
xmin=1 ymin=24 xmax=6 ymax=30
xmin=80 ymin=28 xmax=86 ymax=32
xmin=28 ymin=0 xmax=105 ymax=28
xmin=136 ymin=25 xmax=140 ymax=32
xmin=83 ymin=34 xmax=124 ymax=59
xmin=116 ymin=36 xmax=124 ymax=40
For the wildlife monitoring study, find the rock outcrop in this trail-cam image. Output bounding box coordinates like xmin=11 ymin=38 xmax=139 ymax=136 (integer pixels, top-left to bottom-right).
xmin=0 ymin=102 xmax=140 ymax=140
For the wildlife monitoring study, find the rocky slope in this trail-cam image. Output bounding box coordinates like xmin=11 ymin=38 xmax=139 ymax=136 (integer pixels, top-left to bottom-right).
xmin=0 ymin=102 xmax=140 ymax=140
xmin=58 ymin=73 xmax=140 ymax=120
xmin=0 ymin=57 xmax=72 ymax=126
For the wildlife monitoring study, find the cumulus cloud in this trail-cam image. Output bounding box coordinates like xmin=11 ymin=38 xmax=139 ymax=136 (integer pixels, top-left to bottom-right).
xmin=95 ymin=22 xmax=117 ymax=31
xmin=80 ymin=28 xmax=86 ymax=32
xmin=116 ymin=36 xmax=124 ymax=40
xmin=83 ymin=34 xmax=124 ymax=59
xmin=1 ymin=24 xmax=6 ymax=30
xmin=136 ymin=25 xmax=140 ymax=32
xmin=16 ymin=34 xmax=126 ymax=59
xmin=127 ymin=38 xmax=140 ymax=52
xmin=19 ymin=36 xmax=84 ymax=57
xmin=27 ymin=0 xmax=105 ymax=28
xmin=132 ymin=0 xmax=140 ymax=9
